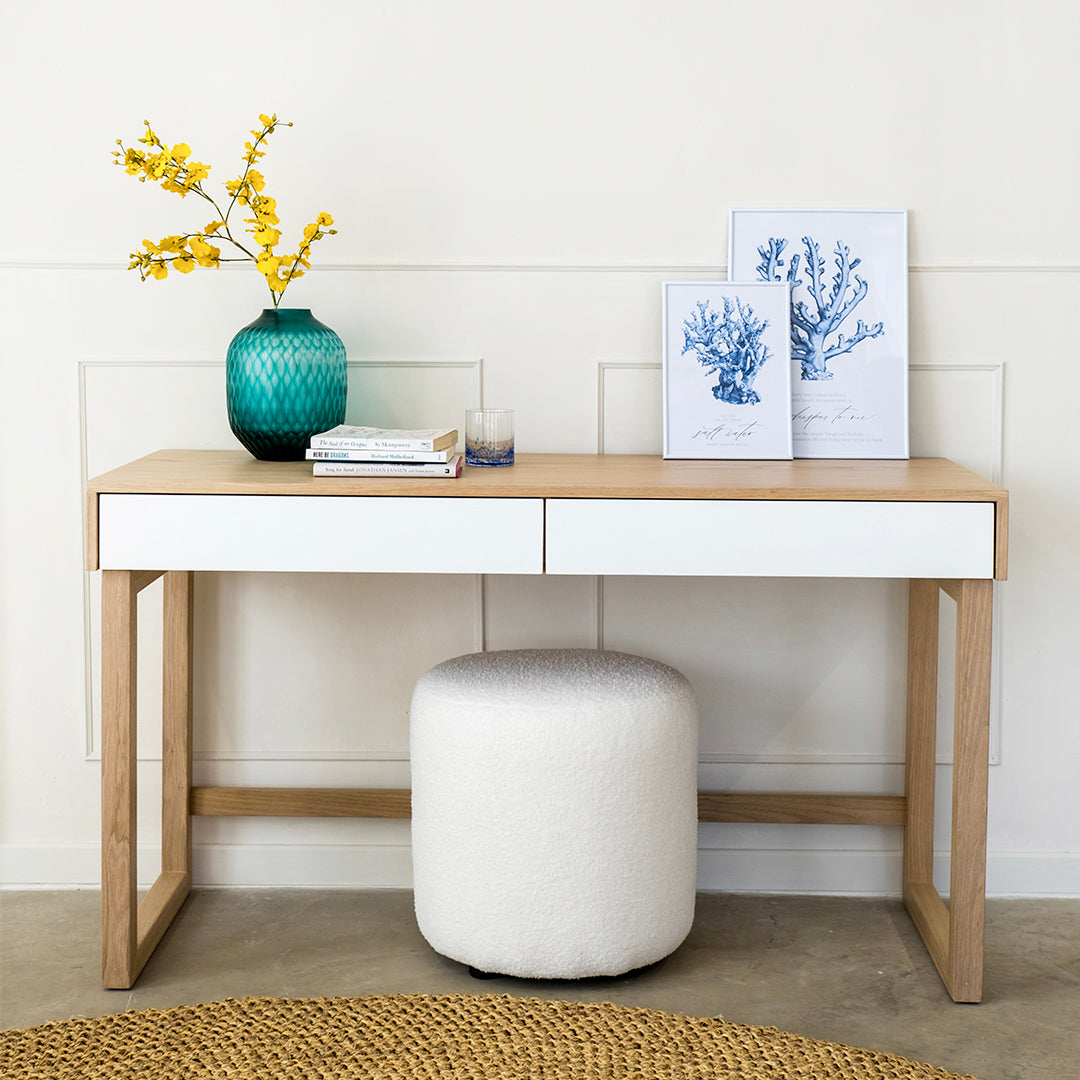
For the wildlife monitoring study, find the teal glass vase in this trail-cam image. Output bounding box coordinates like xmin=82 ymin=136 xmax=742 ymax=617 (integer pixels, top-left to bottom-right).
xmin=226 ymin=309 xmax=348 ymax=461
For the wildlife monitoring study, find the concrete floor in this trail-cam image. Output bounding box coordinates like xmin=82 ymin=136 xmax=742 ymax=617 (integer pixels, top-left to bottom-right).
xmin=1 ymin=891 xmax=1077 ymax=1080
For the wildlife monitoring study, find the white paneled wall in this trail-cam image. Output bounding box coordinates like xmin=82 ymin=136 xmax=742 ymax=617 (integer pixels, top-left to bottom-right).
xmin=2 ymin=1 xmax=1079 ymax=896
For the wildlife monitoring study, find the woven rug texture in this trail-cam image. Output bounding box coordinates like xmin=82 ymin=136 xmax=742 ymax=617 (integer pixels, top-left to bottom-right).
xmin=1 ymin=992 xmax=982 ymax=1080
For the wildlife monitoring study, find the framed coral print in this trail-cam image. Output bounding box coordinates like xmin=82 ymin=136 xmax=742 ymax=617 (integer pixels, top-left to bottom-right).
xmin=728 ymin=209 xmax=909 ymax=458
xmin=662 ymin=281 xmax=793 ymax=459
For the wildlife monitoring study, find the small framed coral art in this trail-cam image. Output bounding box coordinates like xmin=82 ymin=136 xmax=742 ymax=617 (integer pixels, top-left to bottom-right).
xmin=729 ymin=208 xmax=909 ymax=459
xmin=662 ymin=280 xmax=793 ymax=459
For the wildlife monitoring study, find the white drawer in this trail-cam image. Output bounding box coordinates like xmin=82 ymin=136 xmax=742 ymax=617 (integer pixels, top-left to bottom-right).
xmin=98 ymin=495 xmax=545 ymax=573
xmin=545 ymin=499 xmax=995 ymax=578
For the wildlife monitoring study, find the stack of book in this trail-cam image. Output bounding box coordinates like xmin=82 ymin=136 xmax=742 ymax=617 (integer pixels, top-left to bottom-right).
xmin=307 ymin=425 xmax=463 ymax=477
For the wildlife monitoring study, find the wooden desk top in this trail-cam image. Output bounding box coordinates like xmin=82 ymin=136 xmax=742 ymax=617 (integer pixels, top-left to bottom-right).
xmin=89 ymin=449 xmax=1006 ymax=501
xmin=87 ymin=451 xmax=1008 ymax=576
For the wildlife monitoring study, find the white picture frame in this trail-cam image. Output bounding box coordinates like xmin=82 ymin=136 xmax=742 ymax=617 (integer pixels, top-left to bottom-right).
xmin=728 ymin=208 xmax=909 ymax=459
xmin=662 ymin=281 xmax=793 ymax=460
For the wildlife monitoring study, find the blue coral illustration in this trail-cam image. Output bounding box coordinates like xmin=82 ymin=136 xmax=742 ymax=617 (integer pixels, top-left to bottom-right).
xmin=756 ymin=236 xmax=884 ymax=381
xmin=682 ymin=296 xmax=770 ymax=405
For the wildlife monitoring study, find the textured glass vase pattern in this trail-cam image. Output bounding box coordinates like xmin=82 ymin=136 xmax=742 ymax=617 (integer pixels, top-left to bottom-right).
xmin=226 ymin=309 xmax=347 ymax=460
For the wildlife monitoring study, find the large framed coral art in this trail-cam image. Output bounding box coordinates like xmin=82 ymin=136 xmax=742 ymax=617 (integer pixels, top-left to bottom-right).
xmin=729 ymin=208 xmax=909 ymax=458
xmin=662 ymin=281 xmax=793 ymax=459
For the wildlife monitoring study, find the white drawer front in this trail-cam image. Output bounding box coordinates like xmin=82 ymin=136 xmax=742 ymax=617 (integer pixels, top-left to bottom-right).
xmin=98 ymin=495 xmax=544 ymax=573
xmin=545 ymin=499 xmax=995 ymax=578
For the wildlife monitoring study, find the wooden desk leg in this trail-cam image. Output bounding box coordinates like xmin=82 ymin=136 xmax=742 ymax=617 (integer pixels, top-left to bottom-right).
xmin=903 ymin=578 xmax=992 ymax=1003
xmin=101 ymin=569 xmax=193 ymax=989
xmin=947 ymin=578 xmax=993 ymax=1002
xmin=903 ymin=578 xmax=939 ymax=895
xmin=139 ymin=572 xmax=195 ymax=966
xmin=101 ymin=571 xmax=139 ymax=989
xmin=162 ymin=572 xmax=194 ymax=880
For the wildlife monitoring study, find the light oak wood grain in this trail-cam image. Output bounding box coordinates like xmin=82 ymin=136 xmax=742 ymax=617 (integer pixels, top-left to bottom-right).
xmin=192 ymin=787 xmax=412 ymax=818
xmin=697 ymin=792 xmax=905 ymax=826
xmin=948 ymin=577 xmax=993 ymax=1002
xmin=86 ymin=489 xmax=99 ymax=572
xmin=162 ymin=572 xmax=193 ymax=880
xmin=900 ymin=577 xmax=994 ymax=1003
xmin=904 ymin=881 xmax=951 ymax=981
xmin=135 ymin=870 xmax=191 ymax=975
xmin=86 ymin=450 xmax=1010 ymax=503
xmin=188 ymin=788 xmax=905 ymax=826
xmin=903 ymin=580 xmax=940 ymax=891
xmin=100 ymin=571 xmax=138 ymax=989
xmin=101 ymin=569 xmax=195 ymax=989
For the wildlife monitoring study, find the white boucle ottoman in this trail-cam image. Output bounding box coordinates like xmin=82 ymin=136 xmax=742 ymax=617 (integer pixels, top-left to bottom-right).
xmin=409 ymin=648 xmax=698 ymax=979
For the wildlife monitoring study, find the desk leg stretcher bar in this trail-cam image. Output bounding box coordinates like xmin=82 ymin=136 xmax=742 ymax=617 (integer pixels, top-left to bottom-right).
xmin=101 ymin=575 xmax=993 ymax=1000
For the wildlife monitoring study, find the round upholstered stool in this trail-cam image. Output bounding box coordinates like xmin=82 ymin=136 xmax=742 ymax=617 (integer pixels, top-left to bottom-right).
xmin=409 ymin=648 xmax=698 ymax=979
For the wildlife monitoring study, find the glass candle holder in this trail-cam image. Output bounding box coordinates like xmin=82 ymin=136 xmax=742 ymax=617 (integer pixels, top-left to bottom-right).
xmin=465 ymin=409 xmax=515 ymax=466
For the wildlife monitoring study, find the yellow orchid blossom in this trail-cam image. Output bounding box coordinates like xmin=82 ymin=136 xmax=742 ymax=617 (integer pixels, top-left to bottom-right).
xmin=122 ymin=148 xmax=144 ymax=175
xmin=302 ymin=212 xmax=339 ymax=245
xmin=264 ymin=253 xmax=304 ymax=293
xmin=253 ymin=225 xmax=282 ymax=247
xmin=248 ymin=195 xmax=279 ymax=225
xmin=116 ymin=113 xmax=335 ymax=306
xmin=256 ymin=251 xmax=281 ymax=275
xmin=186 ymin=162 xmax=210 ymax=185
xmin=189 ymin=236 xmax=221 ymax=268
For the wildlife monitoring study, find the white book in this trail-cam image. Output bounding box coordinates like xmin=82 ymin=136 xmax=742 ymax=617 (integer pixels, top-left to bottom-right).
xmin=306 ymin=447 xmax=457 ymax=463
xmin=313 ymin=455 xmax=464 ymax=478
xmin=309 ymin=425 xmax=458 ymax=452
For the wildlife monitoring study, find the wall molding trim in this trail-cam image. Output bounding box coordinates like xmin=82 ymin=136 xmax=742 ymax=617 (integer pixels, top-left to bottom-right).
xmin=909 ymin=360 xmax=1005 ymax=483
xmin=596 ymin=360 xmax=661 ymax=455
xmin=7 ymin=259 xmax=1080 ymax=274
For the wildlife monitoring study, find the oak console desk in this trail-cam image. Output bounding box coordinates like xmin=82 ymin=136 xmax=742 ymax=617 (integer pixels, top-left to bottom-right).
xmin=86 ymin=450 xmax=1008 ymax=1000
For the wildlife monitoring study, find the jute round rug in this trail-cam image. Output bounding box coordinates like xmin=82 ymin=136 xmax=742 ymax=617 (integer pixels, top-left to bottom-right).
xmin=1 ymin=993 xmax=981 ymax=1079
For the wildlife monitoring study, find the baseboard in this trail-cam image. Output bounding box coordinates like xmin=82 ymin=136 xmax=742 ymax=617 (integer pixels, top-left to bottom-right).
xmin=0 ymin=843 xmax=413 ymax=889
xmin=3 ymin=843 xmax=1079 ymax=897
xmin=697 ymin=848 xmax=1080 ymax=897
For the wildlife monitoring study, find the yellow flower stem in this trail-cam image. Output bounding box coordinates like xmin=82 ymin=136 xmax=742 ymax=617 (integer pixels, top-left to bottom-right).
xmin=222 ymin=122 xmax=277 ymax=226
xmin=178 ymin=188 xmax=260 ymax=261
xmin=215 ymin=227 xmax=257 ymax=261
xmin=183 ymin=226 xmax=258 ymax=263
xmin=220 ymin=122 xmax=281 ymax=305
xmin=271 ymin=237 xmax=313 ymax=308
